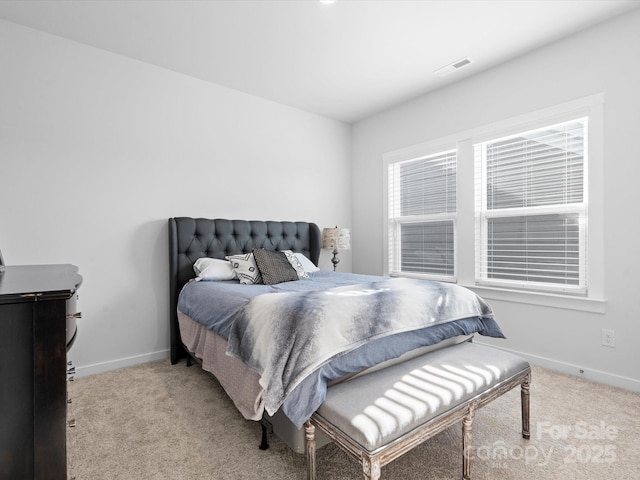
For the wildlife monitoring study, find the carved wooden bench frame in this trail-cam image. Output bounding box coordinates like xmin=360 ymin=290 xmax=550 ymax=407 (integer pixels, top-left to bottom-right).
xmin=305 ymin=366 xmax=531 ymax=480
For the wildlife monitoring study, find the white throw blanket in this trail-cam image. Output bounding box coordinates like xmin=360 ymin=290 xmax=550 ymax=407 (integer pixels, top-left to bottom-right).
xmin=226 ymin=277 xmax=493 ymax=416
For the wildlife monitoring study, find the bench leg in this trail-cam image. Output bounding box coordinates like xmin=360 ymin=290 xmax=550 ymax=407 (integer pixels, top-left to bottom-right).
xmin=462 ymin=404 xmax=475 ymax=480
xmin=362 ymin=457 xmax=381 ymax=480
xmin=521 ymin=373 xmax=531 ymax=439
xmin=305 ymin=421 xmax=317 ymax=480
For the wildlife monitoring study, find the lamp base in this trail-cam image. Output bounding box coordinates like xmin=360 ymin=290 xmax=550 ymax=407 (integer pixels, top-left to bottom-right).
xmin=331 ymin=248 xmax=340 ymax=272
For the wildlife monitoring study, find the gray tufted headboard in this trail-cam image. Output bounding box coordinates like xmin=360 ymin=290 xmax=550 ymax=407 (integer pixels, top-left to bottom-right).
xmin=168 ymin=217 xmax=321 ymax=364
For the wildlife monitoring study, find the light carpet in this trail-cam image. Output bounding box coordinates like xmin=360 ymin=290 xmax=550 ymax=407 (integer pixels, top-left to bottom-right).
xmin=67 ymin=360 xmax=639 ymax=479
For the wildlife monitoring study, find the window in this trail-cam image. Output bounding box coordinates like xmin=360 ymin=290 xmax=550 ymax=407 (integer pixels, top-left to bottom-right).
xmin=383 ymin=94 xmax=603 ymax=310
xmin=387 ymin=149 xmax=456 ymax=280
xmin=474 ymin=119 xmax=587 ymax=294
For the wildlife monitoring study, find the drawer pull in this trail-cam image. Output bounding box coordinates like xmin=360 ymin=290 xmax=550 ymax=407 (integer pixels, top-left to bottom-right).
xmin=67 ymin=312 xmax=82 ymax=319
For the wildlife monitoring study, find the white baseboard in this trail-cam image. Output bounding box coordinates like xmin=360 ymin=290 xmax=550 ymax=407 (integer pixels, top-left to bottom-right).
xmin=72 ymin=349 xmax=170 ymax=378
xmin=474 ymin=340 xmax=640 ymax=393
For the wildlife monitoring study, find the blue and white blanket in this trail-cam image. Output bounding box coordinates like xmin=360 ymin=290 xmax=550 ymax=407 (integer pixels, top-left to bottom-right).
xmin=226 ymin=277 xmax=494 ymax=418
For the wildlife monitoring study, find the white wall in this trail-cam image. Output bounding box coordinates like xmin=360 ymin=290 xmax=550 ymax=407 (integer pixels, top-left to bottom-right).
xmin=0 ymin=20 xmax=352 ymax=375
xmin=352 ymin=9 xmax=640 ymax=390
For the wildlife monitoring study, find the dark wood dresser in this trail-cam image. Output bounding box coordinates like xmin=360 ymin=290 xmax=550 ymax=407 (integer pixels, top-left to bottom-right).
xmin=0 ymin=264 xmax=82 ymax=480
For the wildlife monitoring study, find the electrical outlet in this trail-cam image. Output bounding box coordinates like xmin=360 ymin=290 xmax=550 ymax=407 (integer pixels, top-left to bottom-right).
xmin=601 ymin=329 xmax=616 ymax=348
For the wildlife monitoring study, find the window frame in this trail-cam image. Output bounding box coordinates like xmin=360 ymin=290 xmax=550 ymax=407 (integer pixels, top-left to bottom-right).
xmin=474 ymin=118 xmax=589 ymax=295
xmin=384 ymin=143 xmax=458 ymax=282
xmin=382 ymin=94 xmax=605 ymax=313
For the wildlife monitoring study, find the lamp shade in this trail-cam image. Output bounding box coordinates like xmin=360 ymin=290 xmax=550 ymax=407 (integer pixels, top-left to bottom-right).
xmin=322 ymin=227 xmax=350 ymax=250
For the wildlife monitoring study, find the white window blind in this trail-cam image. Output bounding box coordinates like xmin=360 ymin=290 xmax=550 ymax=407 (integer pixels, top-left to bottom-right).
xmin=388 ymin=149 xmax=456 ymax=280
xmin=474 ymin=118 xmax=587 ymax=293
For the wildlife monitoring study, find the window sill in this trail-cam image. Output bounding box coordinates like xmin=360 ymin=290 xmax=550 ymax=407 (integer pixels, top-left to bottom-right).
xmin=464 ymin=285 xmax=606 ymax=313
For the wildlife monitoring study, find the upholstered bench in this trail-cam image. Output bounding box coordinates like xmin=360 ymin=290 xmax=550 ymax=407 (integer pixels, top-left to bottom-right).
xmin=305 ymin=342 xmax=531 ymax=480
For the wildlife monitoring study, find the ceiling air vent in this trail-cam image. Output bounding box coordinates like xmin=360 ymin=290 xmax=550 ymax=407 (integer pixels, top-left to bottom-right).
xmin=433 ymin=57 xmax=472 ymax=77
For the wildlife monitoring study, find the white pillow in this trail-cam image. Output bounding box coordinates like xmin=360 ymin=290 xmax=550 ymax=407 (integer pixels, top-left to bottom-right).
xmin=193 ymin=257 xmax=237 ymax=281
xmin=294 ymin=252 xmax=320 ymax=273
xmin=283 ymin=250 xmax=309 ymax=279
xmin=228 ymin=253 xmax=263 ymax=285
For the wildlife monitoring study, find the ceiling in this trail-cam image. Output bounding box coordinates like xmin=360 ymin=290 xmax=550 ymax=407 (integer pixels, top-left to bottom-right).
xmin=1 ymin=0 xmax=638 ymax=124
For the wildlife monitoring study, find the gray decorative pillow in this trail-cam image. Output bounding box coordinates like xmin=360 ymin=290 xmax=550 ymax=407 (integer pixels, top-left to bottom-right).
xmin=228 ymin=253 xmax=263 ymax=285
xmin=253 ymin=248 xmax=299 ymax=285
xmin=283 ymin=250 xmax=309 ymax=279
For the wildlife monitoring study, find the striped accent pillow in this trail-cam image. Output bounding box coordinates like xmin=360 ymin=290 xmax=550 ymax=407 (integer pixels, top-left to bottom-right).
xmin=283 ymin=250 xmax=310 ymax=279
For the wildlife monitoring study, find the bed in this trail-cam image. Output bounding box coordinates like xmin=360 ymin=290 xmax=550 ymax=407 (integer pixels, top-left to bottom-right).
xmin=168 ymin=217 xmax=505 ymax=453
